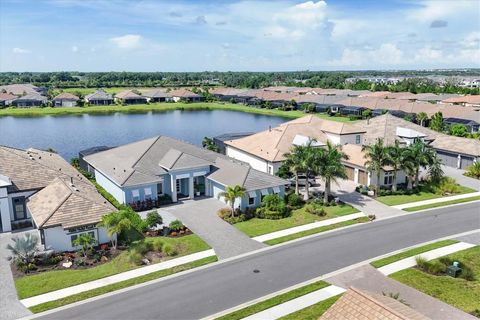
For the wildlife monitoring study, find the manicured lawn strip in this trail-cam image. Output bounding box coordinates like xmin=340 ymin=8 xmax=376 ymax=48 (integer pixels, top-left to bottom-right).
xmin=370 ymin=239 xmax=459 ymax=268
xmin=215 ymin=281 xmax=329 ymax=320
xmin=390 ymin=246 xmax=480 ymax=315
xmin=403 ymin=196 xmax=480 ymax=212
xmin=29 ymin=256 xmax=217 ymax=314
xmin=235 ymin=204 xmax=359 ymax=238
xmin=278 ymin=295 xmax=341 ymax=320
xmin=0 ymin=102 xmax=355 ymax=122
xmin=265 ymin=217 xmax=370 ymax=246
xmin=16 ymin=235 xmax=210 ymax=299
xmin=377 ymin=185 xmax=475 ymax=206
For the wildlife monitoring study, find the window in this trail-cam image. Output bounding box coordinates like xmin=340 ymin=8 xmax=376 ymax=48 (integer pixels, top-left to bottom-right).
xmin=144 ymin=187 xmax=152 ymax=200
xmin=383 ymin=171 xmax=394 ymax=185
xmin=71 ymin=231 xmax=95 ymax=247
xmin=157 ymin=183 xmax=163 ymax=196
xmin=248 ymin=197 xmax=255 ymax=205
xmin=12 ymin=197 xmax=26 ymax=220
xmin=131 ymin=189 xmax=140 ymax=202
xmin=355 ymin=135 xmax=361 ymax=144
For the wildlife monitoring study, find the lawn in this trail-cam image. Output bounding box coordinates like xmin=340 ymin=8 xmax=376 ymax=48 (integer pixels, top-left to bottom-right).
xmin=370 ymin=239 xmax=458 ymax=268
xmin=390 ymin=246 xmax=480 ymax=316
xmin=30 ymin=256 xmax=217 ymax=314
xmin=279 ymin=295 xmax=341 ymax=320
xmin=234 ymin=204 xmax=359 ymax=238
xmin=15 ymin=234 xmax=210 ymax=299
xmin=403 ymin=196 xmax=480 ymax=212
xmin=216 ymin=281 xmax=330 ymax=320
xmin=377 ymin=185 xmax=475 ymax=206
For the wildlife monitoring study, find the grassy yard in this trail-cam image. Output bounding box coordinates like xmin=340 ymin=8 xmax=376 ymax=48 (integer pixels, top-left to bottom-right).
xmin=279 ymin=295 xmax=341 ymax=320
xmin=404 ymin=196 xmax=480 ymax=212
xmin=30 ymin=256 xmax=217 ymax=314
xmin=377 ymin=185 xmax=475 ymax=206
xmin=16 ymin=235 xmax=210 ymax=299
xmin=390 ymin=246 xmax=480 ymax=316
xmin=234 ymin=204 xmax=359 ymax=238
xmin=370 ymin=239 xmax=458 ymax=268
xmin=216 ymin=281 xmax=330 ymax=320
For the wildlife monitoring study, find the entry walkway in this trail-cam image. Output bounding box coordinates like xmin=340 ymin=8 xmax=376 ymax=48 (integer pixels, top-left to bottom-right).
xmin=161 ymin=198 xmax=265 ymax=259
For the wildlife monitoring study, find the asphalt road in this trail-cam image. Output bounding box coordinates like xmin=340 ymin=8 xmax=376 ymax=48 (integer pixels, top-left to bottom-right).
xmin=38 ymin=203 xmax=480 ymax=320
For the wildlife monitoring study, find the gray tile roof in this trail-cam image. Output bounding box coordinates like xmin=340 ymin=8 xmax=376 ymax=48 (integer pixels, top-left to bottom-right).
xmin=85 ymin=90 xmax=113 ymax=101
xmin=15 ymin=93 xmax=47 ymax=102
xmin=143 ymin=89 xmax=169 ymax=98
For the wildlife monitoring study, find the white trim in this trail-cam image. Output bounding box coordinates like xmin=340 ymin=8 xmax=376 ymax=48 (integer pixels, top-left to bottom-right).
xmin=248 ymin=191 xmax=257 ymax=198
xmin=193 ymin=171 xmax=207 ymax=177
xmin=261 ymin=189 xmax=269 ymax=196
xmin=131 ymin=189 xmax=140 ymax=197
xmin=273 ymin=186 xmax=280 ymax=193
xmin=176 ymin=173 xmax=190 ymax=179
xmin=144 ymin=188 xmax=152 ymax=196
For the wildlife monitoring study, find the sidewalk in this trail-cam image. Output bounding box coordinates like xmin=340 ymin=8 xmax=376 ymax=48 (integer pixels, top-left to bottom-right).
xmin=393 ymin=191 xmax=480 ymax=210
xmin=21 ymin=249 xmax=215 ymax=308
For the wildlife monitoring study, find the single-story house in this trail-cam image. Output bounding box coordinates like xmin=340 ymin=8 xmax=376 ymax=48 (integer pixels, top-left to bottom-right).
xmin=0 ymin=93 xmax=17 ymax=107
xmin=213 ymin=132 xmax=255 ymax=154
xmin=115 ymin=90 xmax=147 ymax=104
xmin=0 ymin=83 xmax=41 ymax=96
xmin=85 ymin=90 xmax=114 ymax=105
xmin=83 ymin=136 xmax=288 ymax=211
xmin=339 ymin=105 xmax=367 ymax=116
xmin=52 ymin=92 xmax=80 ymax=107
xmin=168 ymin=89 xmax=203 ymax=102
xmin=11 ymin=93 xmax=47 ymax=107
xmin=143 ymin=89 xmax=173 ymax=103
xmin=444 ymin=118 xmax=480 ymax=133
xmin=0 ymin=146 xmax=114 ymax=251
xmin=78 ymin=146 xmax=112 ymax=172
xmin=209 ymin=88 xmax=249 ymax=102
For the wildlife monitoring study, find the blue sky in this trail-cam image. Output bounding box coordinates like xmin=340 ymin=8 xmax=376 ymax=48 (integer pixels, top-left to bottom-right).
xmin=0 ymin=0 xmax=479 ymax=71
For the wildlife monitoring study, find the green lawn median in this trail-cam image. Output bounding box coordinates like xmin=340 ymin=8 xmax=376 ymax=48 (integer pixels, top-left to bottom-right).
xmin=403 ymin=196 xmax=480 ymax=212
xmin=370 ymin=239 xmax=459 ymax=268
xmin=377 ymin=185 xmax=475 ymax=206
xmin=279 ymin=295 xmax=341 ymax=320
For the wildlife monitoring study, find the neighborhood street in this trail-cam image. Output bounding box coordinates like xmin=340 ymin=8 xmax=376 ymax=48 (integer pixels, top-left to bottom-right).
xmin=36 ymin=202 xmax=480 ymax=320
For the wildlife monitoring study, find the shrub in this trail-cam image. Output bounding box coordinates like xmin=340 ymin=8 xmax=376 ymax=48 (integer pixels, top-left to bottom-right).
xmin=460 ymin=266 xmax=476 ymax=281
xmin=145 ymin=210 xmax=163 ymax=229
xmin=305 ymin=202 xmax=327 ymax=216
xmin=169 ymin=220 xmax=184 ymax=231
xmin=7 ymin=233 xmax=39 ymax=272
xmin=128 ymin=251 xmax=143 ymax=266
xmin=152 ymin=238 xmax=165 ymax=252
xmin=465 ymin=162 xmax=480 ymax=179
xmin=415 ymin=256 xmax=429 ymax=271
xmin=162 ymin=243 xmax=177 ymax=256
xmin=427 ymin=261 xmax=446 ymax=275
xmin=157 ymin=194 xmax=173 ymax=205
xmin=287 ymin=193 xmax=304 ymax=208
xmin=434 ymin=177 xmax=460 ymax=195
xmin=438 ymin=256 xmax=453 ymax=266
xmin=217 ymin=207 xmax=232 ymax=219
xmin=133 ymin=241 xmax=152 ymax=255
xmin=256 ymin=194 xmax=288 ymax=220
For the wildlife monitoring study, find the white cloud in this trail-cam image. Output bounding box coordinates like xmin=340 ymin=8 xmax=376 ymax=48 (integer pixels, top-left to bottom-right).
xmin=109 ymin=34 xmax=142 ymax=49
xmin=12 ymin=47 xmax=30 ymax=54
xmin=407 ymin=0 xmax=476 ymax=22
xmin=71 ymin=45 xmax=78 ymax=52
xmin=414 ymin=46 xmax=443 ymax=62
xmin=331 ymin=43 xmax=404 ymax=67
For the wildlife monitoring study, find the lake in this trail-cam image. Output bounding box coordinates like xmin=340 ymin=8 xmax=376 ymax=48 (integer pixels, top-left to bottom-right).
xmin=0 ymin=110 xmax=288 ymax=160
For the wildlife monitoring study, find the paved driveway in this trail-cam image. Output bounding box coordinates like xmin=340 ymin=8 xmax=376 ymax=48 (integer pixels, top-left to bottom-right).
xmin=160 ymin=198 xmax=265 ymax=259
xmin=438 ymin=166 xmax=480 ymax=191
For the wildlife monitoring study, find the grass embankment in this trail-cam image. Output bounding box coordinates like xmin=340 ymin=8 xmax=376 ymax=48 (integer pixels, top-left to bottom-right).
xmin=370 ymin=239 xmax=459 ymax=268
xmin=404 ymin=196 xmax=480 ymax=212
xmin=377 ymin=185 xmax=475 ymax=206
xmin=279 ymin=295 xmax=341 ymax=320
xmin=391 ymin=246 xmax=480 ymax=316
xmin=235 ymin=204 xmax=359 ymax=238
xmin=30 ymin=256 xmax=217 ymax=314
xmin=216 ymin=281 xmax=330 ymax=320
xmin=0 ymin=102 xmax=355 ymax=123
xmin=16 ymin=235 xmax=210 ymax=299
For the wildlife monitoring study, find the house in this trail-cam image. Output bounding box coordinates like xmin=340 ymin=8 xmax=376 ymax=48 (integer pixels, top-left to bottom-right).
xmin=0 ymin=93 xmax=17 ymax=107
xmin=0 ymin=83 xmax=41 ymax=96
xmin=444 ymin=117 xmax=480 ymax=133
xmin=209 ymin=88 xmax=249 ymax=102
xmin=52 ymin=92 xmax=80 ymax=107
xmin=78 ymin=146 xmax=112 ymax=172
xmin=441 ymin=95 xmax=480 ymax=107
xmin=0 ymin=146 xmax=114 ymax=251
xmin=339 ymin=105 xmax=367 ymax=116
xmin=85 ymin=90 xmax=114 ymax=105
xmin=143 ymin=89 xmax=173 ymax=103
xmin=320 ymin=287 xmax=430 ymax=320
xmin=11 ymin=93 xmax=47 ymax=107
xmin=115 ymin=90 xmax=147 ymax=104
xmin=83 ymin=136 xmax=287 ymax=211
xmin=168 ymin=89 xmax=203 ymax=102
xmin=213 ymin=132 xmax=255 ymax=154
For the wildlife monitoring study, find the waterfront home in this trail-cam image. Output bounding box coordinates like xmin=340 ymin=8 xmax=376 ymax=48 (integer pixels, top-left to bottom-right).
xmin=52 ymin=92 xmax=80 ymax=107
xmin=0 ymin=93 xmax=17 ymax=107
xmin=83 ymin=136 xmax=287 ymax=210
xmin=85 ymin=90 xmax=114 ymax=105
xmin=11 ymin=93 xmax=47 ymax=107
xmin=0 ymin=83 xmax=42 ymax=96
xmin=0 ymin=147 xmax=114 ymax=251
xmin=115 ymin=90 xmax=147 ymax=104
xmin=143 ymin=89 xmax=173 ymax=102
xmin=209 ymin=88 xmax=249 ymax=101
xmin=168 ymin=89 xmax=203 ymax=102
xmin=213 ymin=132 xmax=254 ymax=154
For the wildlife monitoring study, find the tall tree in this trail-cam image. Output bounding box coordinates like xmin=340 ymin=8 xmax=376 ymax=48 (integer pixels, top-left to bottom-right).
xmin=283 ymin=145 xmax=309 ymax=195
xmin=386 ymin=140 xmax=404 ymax=192
xmin=403 ymin=140 xmax=436 ymax=187
xmin=430 ymin=112 xmax=445 ymax=132
xmin=362 ymin=138 xmax=389 ymax=196
xmin=218 ymin=185 xmax=246 ymax=217
xmin=416 ymin=112 xmax=428 ymax=127
xmin=97 ymin=211 xmax=133 ymax=250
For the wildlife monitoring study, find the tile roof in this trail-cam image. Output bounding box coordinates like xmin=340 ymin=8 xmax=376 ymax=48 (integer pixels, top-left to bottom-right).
xmin=0 ymin=84 xmax=39 ymax=96
xmin=0 ymin=93 xmax=17 ymax=101
xmin=85 ymin=90 xmax=113 ymax=100
xmin=53 ymin=92 xmax=79 ymax=101
xmin=15 ymin=93 xmax=47 ymax=102
xmin=442 ymin=95 xmax=480 ymax=105
xmin=321 ymin=287 xmax=430 ymax=320
xmin=209 ymin=87 xmax=249 ymax=96
xmin=168 ymin=88 xmax=201 ymax=98
xmin=115 ymin=90 xmax=145 ymax=99
xmin=143 ymin=89 xmax=170 ymax=98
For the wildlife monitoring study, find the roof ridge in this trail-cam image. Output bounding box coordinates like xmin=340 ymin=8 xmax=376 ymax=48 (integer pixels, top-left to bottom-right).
xmin=131 ymin=136 xmax=161 ymax=168
xmin=38 ymin=179 xmax=73 ymax=228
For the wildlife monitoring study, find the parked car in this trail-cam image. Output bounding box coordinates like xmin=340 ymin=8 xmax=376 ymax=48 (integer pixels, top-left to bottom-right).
xmin=288 ymin=175 xmax=315 ymax=187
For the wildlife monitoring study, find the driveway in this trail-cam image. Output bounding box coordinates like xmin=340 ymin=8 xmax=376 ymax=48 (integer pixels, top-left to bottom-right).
xmin=160 ymin=198 xmax=265 ymax=260
xmin=0 ymin=231 xmax=35 ymax=320
xmin=438 ymin=166 xmax=480 ymax=191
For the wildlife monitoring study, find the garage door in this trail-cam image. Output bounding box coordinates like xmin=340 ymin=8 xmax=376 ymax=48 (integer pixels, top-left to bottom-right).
xmin=213 ymin=185 xmax=225 ymax=203
xmin=358 ymin=170 xmax=368 ymax=185
xmin=345 ymin=166 xmax=355 ymax=181
xmin=436 ymin=151 xmax=458 ymax=168
xmin=460 ymin=156 xmax=474 ymax=170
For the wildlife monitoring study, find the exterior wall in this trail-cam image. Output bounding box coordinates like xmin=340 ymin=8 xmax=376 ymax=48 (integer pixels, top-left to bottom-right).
xmin=325 ymin=133 xmax=363 ymax=145
xmin=94 ymin=169 xmax=126 ymax=204
xmin=369 ymin=170 xmax=407 ymax=187
xmin=54 ymin=100 xmax=77 ymax=107
xmin=43 ymin=226 xmax=111 ymax=252
xmin=124 ymin=183 xmax=159 ymax=204
xmin=87 ymin=99 xmax=113 ymax=105
xmin=8 ymin=190 xmax=35 ymax=222
xmin=325 ymin=133 xmax=341 ymax=145
xmin=226 ymin=146 xmax=269 ymax=173
xmin=0 ymin=187 xmax=11 ymax=232
xmin=239 ymin=186 xmax=286 ymax=210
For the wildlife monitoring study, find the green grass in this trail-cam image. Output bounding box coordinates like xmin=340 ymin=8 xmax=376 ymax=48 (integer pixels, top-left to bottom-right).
xmin=0 ymin=102 xmax=356 ymax=122
xmin=215 ymin=281 xmax=330 ymax=320
xmin=279 ymin=295 xmax=341 ymax=320
xmin=377 ymin=185 xmax=475 ymax=206
xmin=234 ymin=204 xmax=359 ymax=238
xmin=15 ymin=235 xmax=210 ymax=299
xmin=29 ymin=256 xmax=217 ymax=314
xmin=370 ymin=239 xmax=459 ymax=268
xmin=391 ymin=246 xmax=480 ymax=315
xmin=404 ymin=196 xmax=480 ymax=212
xmin=265 ymin=217 xmax=370 ymax=246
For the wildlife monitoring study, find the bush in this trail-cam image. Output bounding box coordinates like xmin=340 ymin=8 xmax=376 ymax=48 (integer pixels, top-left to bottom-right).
xmin=256 ymin=194 xmax=288 ymax=220
xmin=169 ymin=220 xmax=184 ymax=231
xmin=464 ymin=162 xmax=480 ymax=179
xmin=128 ymin=251 xmax=143 ymax=266
xmin=133 ymin=241 xmax=152 ymax=255
xmin=162 ymin=244 xmax=177 ymax=256
xmin=460 ymin=266 xmax=476 ymax=281
xmin=217 ymin=207 xmax=233 ymax=219
xmin=287 ymin=193 xmax=304 ymax=208
xmin=145 ymin=210 xmax=163 ymax=229
xmin=157 ymin=194 xmax=173 ymax=205
xmin=305 ymin=202 xmax=327 ymax=216
xmin=120 ymin=206 xmax=148 ymax=233
xmin=427 ymin=261 xmax=446 ymax=275
xmin=152 ymin=238 xmax=165 ymax=252
xmin=434 ymin=177 xmax=460 ymax=195
xmin=415 ymin=256 xmax=429 ymax=271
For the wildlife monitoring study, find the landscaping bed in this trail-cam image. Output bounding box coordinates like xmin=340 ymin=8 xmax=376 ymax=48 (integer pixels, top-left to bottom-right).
xmin=390 ymin=246 xmax=480 ymax=317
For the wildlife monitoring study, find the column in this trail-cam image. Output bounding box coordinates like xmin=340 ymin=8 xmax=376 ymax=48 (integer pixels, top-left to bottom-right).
xmin=170 ymin=175 xmax=177 ymax=203
xmin=0 ymin=192 xmax=12 ymax=232
xmin=189 ymin=176 xmax=194 ymax=199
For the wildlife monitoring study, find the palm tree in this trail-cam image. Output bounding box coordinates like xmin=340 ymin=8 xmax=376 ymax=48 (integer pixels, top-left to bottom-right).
xmin=362 ymin=138 xmax=389 ymax=196
xmin=386 ymin=140 xmax=404 ymax=192
xmin=314 ymin=142 xmax=349 ymax=204
xmin=302 ymin=139 xmax=319 ymax=201
xmin=417 ymin=112 xmax=428 ymax=127
xmin=403 ymin=140 xmax=436 ymax=187
xmin=218 ymin=185 xmax=246 ymax=217
xmin=283 ymin=145 xmax=308 ymax=195
xmin=7 ymin=233 xmax=39 ymax=269
xmin=428 ymin=155 xmax=444 ymax=183
xmin=97 ymin=211 xmax=133 ymax=250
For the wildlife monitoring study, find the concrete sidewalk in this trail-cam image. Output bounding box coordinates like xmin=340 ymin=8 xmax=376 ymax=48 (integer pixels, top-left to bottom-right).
xmin=393 ymin=191 xmax=480 ymax=210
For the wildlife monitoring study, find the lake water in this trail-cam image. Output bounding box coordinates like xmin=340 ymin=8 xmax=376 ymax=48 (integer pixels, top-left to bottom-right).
xmin=0 ymin=110 xmax=287 ymax=160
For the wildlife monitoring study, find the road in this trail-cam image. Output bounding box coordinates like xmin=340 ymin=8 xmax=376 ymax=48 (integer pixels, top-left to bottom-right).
xmin=38 ymin=203 xmax=480 ymax=320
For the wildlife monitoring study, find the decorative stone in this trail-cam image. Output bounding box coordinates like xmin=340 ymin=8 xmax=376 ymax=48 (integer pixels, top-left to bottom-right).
xmin=142 ymin=258 xmax=150 ymax=265
xmin=62 ymin=261 xmax=73 ymax=268
xmin=100 ymin=256 xmax=109 ymax=263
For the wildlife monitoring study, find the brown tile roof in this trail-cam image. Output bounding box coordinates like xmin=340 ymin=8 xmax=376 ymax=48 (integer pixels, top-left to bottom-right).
xmin=0 ymin=84 xmax=39 ymax=96
xmin=168 ymin=88 xmax=201 ymax=98
xmin=53 ymin=92 xmax=79 ymax=101
xmin=209 ymin=87 xmax=249 ymax=96
xmin=321 ymin=287 xmax=430 ymax=320
xmin=115 ymin=90 xmax=144 ymax=99
xmin=442 ymin=95 xmax=480 ymax=105
xmin=0 ymin=93 xmax=17 ymax=101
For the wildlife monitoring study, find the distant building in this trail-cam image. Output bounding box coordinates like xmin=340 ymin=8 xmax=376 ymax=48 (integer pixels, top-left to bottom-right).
xmin=143 ymin=89 xmax=173 ymax=102
xmin=168 ymin=89 xmax=203 ymax=102
xmin=11 ymin=93 xmax=47 ymax=107
xmin=444 ymin=118 xmax=480 ymax=133
xmin=52 ymin=92 xmax=80 ymax=107
xmin=0 ymin=93 xmax=17 ymax=107
xmin=213 ymin=132 xmax=255 ymax=154
xmin=0 ymin=83 xmax=41 ymax=96
xmin=85 ymin=90 xmax=114 ymax=105
xmin=115 ymin=90 xmax=147 ymax=104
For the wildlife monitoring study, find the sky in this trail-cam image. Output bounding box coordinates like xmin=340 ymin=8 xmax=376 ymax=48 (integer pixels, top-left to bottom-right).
xmin=0 ymin=0 xmax=479 ymax=72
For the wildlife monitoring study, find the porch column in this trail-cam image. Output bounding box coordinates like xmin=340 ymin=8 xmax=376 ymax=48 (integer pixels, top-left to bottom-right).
xmin=170 ymin=175 xmax=177 ymax=203
xmin=189 ymin=176 xmax=194 ymax=199
xmin=457 ymin=154 xmax=461 ymax=169
xmin=0 ymin=194 xmax=12 ymax=232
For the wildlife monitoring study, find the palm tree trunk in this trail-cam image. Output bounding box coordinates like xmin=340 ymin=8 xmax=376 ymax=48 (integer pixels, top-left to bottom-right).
xmin=392 ymin=170 xmax=397 ymax=192
xmin=324 ymin=179 xmax=330 ymax=205
xmin=414 ymin=168 xmax=420 ymax=187
xmin=231 ymin=202 xmax=235 ymax=218
xmin=407 ymin=176 xmax=413 ymax=189
xmin=295 ymin=173 xmax=299 ymax=195
xmin=305 ymin=175 xmax=310 ymax=200
xmin=376 ymin=171 xmax=381 ymax=197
